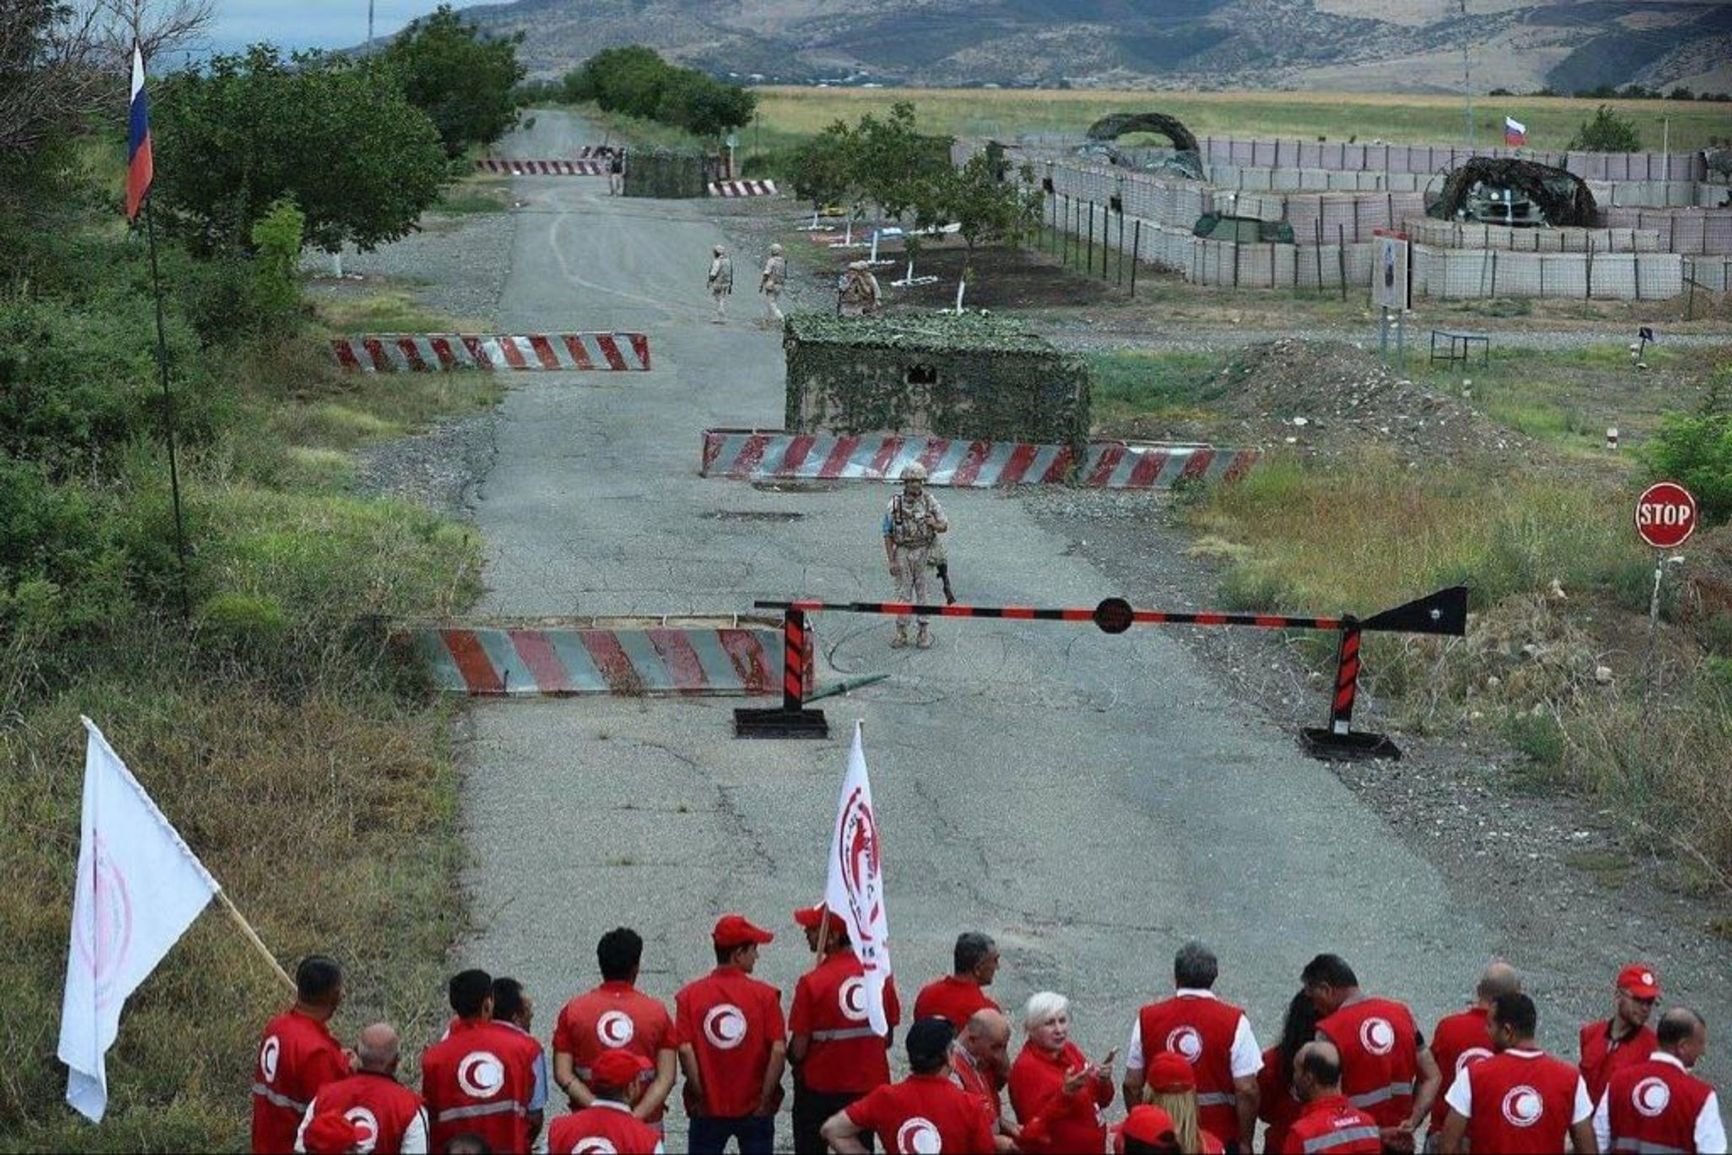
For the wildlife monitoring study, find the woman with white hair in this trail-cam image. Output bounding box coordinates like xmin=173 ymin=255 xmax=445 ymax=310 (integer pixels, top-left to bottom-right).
xmin=1008 ymin=991 xmax=1117 ymax=1153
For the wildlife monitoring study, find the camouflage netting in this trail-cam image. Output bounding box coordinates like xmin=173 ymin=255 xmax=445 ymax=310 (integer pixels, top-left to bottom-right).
xmin=1085 ymin=113 xmax=1201 ymax=157
xmin=1434 ymin=158 xmax=1599 ymax=228
xmin=623 ymin=146 xmax=711 ymax=199
xmin=783 ymin=311 xmax=1090 ymax=453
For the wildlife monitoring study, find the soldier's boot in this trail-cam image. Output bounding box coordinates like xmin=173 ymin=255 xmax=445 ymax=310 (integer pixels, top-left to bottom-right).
xmin=915 ymin=623 xmax=932 ymax=649
xmin=890 ymin=624 xmax=909 ymax=649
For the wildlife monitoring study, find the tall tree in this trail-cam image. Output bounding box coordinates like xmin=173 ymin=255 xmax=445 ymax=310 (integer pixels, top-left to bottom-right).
xmin=933 ymin=153 xmax=1042 ymax=310
xmin=383 ymin=3 xmax=524 ymax=158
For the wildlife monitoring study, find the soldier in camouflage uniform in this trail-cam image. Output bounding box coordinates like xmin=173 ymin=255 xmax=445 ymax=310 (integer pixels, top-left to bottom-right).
xmin=881 ymin=463 xmax=949 ymax=649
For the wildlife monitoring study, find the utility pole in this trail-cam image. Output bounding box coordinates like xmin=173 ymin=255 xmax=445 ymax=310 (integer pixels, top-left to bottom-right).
xmin=368 ymin=0 xmax=375 ymax=44
xmin=1461 ymin=0 xmax=1473 ymax=152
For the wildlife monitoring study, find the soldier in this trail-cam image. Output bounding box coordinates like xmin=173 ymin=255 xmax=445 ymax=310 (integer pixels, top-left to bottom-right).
xmin=608 ymin=147 xmax=624 ymax=195
xmin=837 ymin=260 xmax=881 ymax=317
xmin=708 ymin=244 xmax=733 ymax=323
xmin=759 ymin=243 xmax=787 ymax=328
xmin=882 ymin=463 xmax=948 ymax=649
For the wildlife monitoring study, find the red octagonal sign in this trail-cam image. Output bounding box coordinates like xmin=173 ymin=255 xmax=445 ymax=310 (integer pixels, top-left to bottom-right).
xmin=1635 ymin=481 xmax=1698 ymax=549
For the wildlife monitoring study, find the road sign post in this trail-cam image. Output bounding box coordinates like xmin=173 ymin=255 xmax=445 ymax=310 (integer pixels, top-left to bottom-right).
xmin=1635 ymin=481 xmax=1698 ymax=691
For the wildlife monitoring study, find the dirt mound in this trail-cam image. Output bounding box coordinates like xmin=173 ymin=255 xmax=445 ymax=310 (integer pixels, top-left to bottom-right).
xmin=1199 ymin=338 xmax=1529 ymax=462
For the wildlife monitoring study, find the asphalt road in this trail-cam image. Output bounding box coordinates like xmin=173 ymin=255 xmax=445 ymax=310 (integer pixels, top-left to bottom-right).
xmin=454 ymin=111 xmax=1725 ymax=1143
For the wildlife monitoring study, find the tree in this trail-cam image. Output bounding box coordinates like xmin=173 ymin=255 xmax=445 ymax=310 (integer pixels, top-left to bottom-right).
xmin=153 ymin=46 xmax=447 ymax=255
xmin=932 ymin=152 xmax=1042 ymax=311
xmin=383 ymin=4 xmax=523 ymax=158
xmin=790 ymin=121 xmax=858 ymax=219
xmin=1568 ymin=104 xmax=1642 ymax=151
xmin=571 ymin=45 xmax=672 ymax=119
xmin=1668 ymin=85 xmax=1694 ymax=102
xmin=853 ymin=101 xmax=948 ymax=229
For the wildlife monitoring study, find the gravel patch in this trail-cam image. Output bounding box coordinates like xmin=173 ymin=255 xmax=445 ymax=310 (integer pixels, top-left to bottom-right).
xmin=1040 ymin=323 xmax=1731 ymax=356
xmin=351 ymin=410 xmax=498 ymax=519
xmin=301 ymin=210 xmax=515 ymax=329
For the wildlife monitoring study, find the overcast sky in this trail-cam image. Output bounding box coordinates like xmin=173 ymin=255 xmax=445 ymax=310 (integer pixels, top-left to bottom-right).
xmin=202 ymin=0 xmax=445 ymax=52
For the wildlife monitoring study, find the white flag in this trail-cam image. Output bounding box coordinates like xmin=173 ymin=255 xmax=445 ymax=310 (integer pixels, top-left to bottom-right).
xmin=823 ymin=720 xmax=893 ymax=1035
xmin=57 ymin=718 xmax=219 ymax=1122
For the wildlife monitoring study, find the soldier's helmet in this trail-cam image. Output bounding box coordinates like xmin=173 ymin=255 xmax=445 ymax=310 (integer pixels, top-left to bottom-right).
xmin=901 ymin=464 xmax=928 ymax=483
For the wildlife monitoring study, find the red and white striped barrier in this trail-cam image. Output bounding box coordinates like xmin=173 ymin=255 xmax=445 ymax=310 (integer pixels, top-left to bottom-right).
xmin=406 ymin=624 xmax=812 ymax=697
xmin=475 ymin=158 xmax=605 ymax=175
xmin=699 ymin=430 xmax=1258 ymax=488
xmin=709 ymin=180 xmax=777 ymax=198
xmin=331 ymin=333 xmax=651 ymax=373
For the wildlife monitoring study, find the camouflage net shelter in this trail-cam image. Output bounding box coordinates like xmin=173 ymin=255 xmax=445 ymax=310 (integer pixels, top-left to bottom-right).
xmin=1435 ymin=158 xmax=1599 ymax=227
xmin=1084 ymin=112 xmax=1205 ymax=179
xmin=783 ymin=311 xmax=1090 ymax=454
xmin=623 ymin=146 xmax=712 ymax=199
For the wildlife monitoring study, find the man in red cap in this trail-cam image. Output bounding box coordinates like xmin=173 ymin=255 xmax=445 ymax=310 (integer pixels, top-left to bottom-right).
xmin=253 ymin=955 xmax=352 ymax=1155
xmin=1439 ymin=992 xmax=1594 ymax=1154
xmin=551 ymin=927 xmax=677 ymax=1134
xmin=821 ymin=1018 xmax=996 ymax=1154
xmin=1425 ymin=961 xmax=1520 ymax=1150
xmin=1281 ymin=1041 xmax=1381 ymax=1154
xmin=1594 ymin=1006 xmax=1725 ymax=1155
xmin=675 ymin=913 xmax=787 ymax=1155
xmin=421 ymin=969 xmax=542 ymax=1154
xmin=1580 ymin=963 xmax=1662 ymax=1104
xmin=546 ymin=1050 xmax=666 ymax=1155
xmin=295 ymin=1023 xmax=427 ymax=1155
xmin=1303 ymin=953 xmax=1439 ymax=1152
xmin=790 ymin=902 xmax=902 ymax=1154
xmin=914 ymin=933 xmax=1002 ymax=1029
xmin=1116 ymin=1105 xmax=1181 ymax=1154
xmin=300 ymin=1111 xmax=363 ymax=1155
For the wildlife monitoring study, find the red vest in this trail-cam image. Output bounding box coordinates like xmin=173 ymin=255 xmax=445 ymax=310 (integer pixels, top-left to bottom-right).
xmin=307 ymin=1072 xmax=425 ymax=1155
xmin=1282 ymin=1094 xmax=1382 ymax=1154
xmin=1136 ymin=994 xmax=1247 ymax=1143
xmin=1582 ymin=1021 xmax=1661 ymax=1104
xmin=790 ymin=951 xmax=900 ymax=1094
xmin=1428 ymin=1007 xmax=1496 ymax=1131
xmin=251 ymin=1008 xmax=349 ymax=1154
xmin=421 ymin=1018 xmax=540 ymax=1154
xmin=547 ymin=1103 xmax=664 ymax=1154
xmin=1603 ymin=1057 xmax=1716 ymax=1154
xmin=1317 ymin=997 xmax=1419 ymax=1128
xmin=1463 ymin=1048 xmax=1584 ymax=1155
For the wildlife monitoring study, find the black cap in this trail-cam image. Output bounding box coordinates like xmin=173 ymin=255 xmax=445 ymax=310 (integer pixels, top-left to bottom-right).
xmin=907 ymin=1017 xmax=956 ymax=1068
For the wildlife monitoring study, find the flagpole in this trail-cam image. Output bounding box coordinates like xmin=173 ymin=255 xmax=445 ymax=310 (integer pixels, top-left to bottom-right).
xmin=143 ymin=193 xmax=193 ymax=622
xmin=216 ymin=889 xmax=297 ymax=994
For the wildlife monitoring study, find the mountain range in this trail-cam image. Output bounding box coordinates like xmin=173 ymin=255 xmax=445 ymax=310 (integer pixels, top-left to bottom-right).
xmin=459 ymin=0 xmax=1732 ymax=94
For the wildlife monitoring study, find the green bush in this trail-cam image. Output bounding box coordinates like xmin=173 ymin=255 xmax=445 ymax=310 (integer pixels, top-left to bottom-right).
xmin=1639 ymin=380 xmax=1732 ymax=528
xmin=249 ymin=197 xmax=307 ymax=334
xmin=1568 ymin=105 xmax=1642 ymax=152
xmin=565 ymin=45 xmax=753 ymax=139
xmin=383 ymin=4 xmax=525 ymax=157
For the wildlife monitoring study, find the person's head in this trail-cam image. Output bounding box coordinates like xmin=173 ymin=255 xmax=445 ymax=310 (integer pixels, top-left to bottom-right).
xmin=1613 ymin=963 xmax=1662 ymax=1031
xmin=442 ymin=1133 xmax=491 ymax=1154
xmin=589 ymin=1048 xmax=652 ymax=1105
xmin=1173 ymin=941 xmax=1218 ymax=991
xmin=769 ymin=243 xmax=783 ymax=256
xmin=794 ymin=903 xmax=849 ymax=951
xmin=491 ymin=977 xmax=532 ymax=1030
xmin=954 ymin=932 xmax=999 ymax=985
xmin=1118 ymin=1105 xmax=1180 ymax=1155
xmin=1489 ymin=991 xmax=1539 ymax=1051
xmin=713 ymin=244 xmax=725 ymax=256
xmin=302 ymin=1111 xmax=364 ymax=1154
xmin=355 ymin=1023 xmax=401 ymax=1076
xmin=1292 ymin=1041 xmax=1343 ymax=1104
xmin=711 ymin=913 xmax=775 ymax=971
xmin=597 ymin=928 xmax=643 ymax=984
xmin=907 ymin=1017 xmax=955 ymax=1075
xmin=1300 ymin=954 xmax=1359 ymax=1016
xmin=1023 ymin=991 xmax=1071 ymax=1052
xmin=295 ymin=955 xmax=344 ymax=1015
xmin=1474 ymin=960 xmax=1522 ymax=1008
xmin=901 ymin=462 xmax=928 ymax=496
xmin=961 ymin=1008 xmax=1012 ymax=1075
xmin=1275 ymin=988 xmax=1323 ymax=1084
xmin=1657 ymin=1007 xmax=1708 ymax=1069
xmin=1145 ymin=1083 xmax=1202 ymax=1155
xmin=448 ymin=969 xmax=494 ymax=1021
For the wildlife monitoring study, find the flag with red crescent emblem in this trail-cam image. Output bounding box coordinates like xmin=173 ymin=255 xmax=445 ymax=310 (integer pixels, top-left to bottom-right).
xmin=823 ymin=720 xmax=893 ymax=1035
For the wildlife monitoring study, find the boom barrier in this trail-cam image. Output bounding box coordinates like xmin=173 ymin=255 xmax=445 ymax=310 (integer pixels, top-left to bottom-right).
xmin=733 ymin=587 xmax=1468 ymax=761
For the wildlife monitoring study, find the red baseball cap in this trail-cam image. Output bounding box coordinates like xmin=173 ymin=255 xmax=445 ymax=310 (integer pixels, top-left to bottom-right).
xmin=793 ymin=903 xmax=848 ymax=937
xmin=303 ymin=1112 xmax=363 ymax=1155
xmin=713 ymin=913 xmax=775 ymax=949
xmin=1146 ymin=1051 xmax=1196 ymax=1093
xmin=590 ymin=1048 xmax=653 ymax=1091
xmin=1115 ymin=1105 xmax=1177 ymax=1153
xmin=1617 ymin=964 xmax=1661 ymax=999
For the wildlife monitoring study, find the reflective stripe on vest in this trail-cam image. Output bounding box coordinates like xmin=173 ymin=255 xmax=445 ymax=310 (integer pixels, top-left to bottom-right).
xmin=1347 ymin=1081 xmax=1414 ymax=1108
xmin=435 ymin=1100 xmax=524 ymax=1123
xmin=1304 ymin=1125 xmax=1383 ymax=1152
xmin=1197 ymin=1092 xmax=1238 ymax=1107
xmin=250 ymin=1083 xmax=309 ymax=1112
xmin=810 ymin=1026 xmax=881 ymax=1041
xmin=1611 ymin=1142 xmax=1689 ymax=1154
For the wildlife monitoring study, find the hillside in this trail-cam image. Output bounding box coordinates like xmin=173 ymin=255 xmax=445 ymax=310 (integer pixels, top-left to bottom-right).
xmin=461 ymin=0 xmax=1732 ymax=94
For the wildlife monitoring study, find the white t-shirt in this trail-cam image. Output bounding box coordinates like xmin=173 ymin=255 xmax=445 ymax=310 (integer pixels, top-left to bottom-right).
xmin=1124 ymin=989 xmax=1263 ymax=1078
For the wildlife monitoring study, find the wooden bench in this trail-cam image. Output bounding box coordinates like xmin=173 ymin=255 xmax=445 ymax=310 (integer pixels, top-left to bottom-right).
xmin=1430 ymin=329 xmax=1490 ymax=367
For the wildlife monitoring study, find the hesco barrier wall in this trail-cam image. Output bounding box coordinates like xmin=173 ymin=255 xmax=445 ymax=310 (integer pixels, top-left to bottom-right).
xmin=1403 ymin=219 xmax=1662 ymax=253
xmin=1600 ymin=208 xmax=1732 ymax=254
xmin=1195 ymin=137 xmax=1707 ymax=182
xmin=1686 ymin=256 xmax=1732 ymax=292
xmin=1412 ymin=247 xmax=1682 ymax=299
xmin=1204 ymin=164 xmax=1709 ymax=210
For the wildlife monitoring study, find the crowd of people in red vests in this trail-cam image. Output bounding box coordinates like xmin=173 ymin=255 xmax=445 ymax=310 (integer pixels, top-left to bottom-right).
xmin=249 ymin=910 xmax=1723 ymax=1154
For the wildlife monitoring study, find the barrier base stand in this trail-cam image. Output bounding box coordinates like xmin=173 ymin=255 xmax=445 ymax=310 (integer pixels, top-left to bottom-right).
xmin=734 ymin=707 xmax=830 ymax=739
xmin=1299 ymin=727 xmax=1401 ymax=762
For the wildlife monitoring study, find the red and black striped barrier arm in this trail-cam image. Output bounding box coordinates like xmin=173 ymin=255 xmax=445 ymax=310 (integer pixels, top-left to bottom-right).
xmin=760 ymin=598 xmax=1345 ymax=632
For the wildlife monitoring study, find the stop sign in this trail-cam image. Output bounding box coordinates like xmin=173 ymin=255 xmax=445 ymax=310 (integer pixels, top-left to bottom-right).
xmin=1635 ymin=481 xmax=1698 ymax=549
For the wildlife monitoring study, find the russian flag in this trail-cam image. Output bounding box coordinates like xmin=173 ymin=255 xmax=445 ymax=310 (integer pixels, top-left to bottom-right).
xmin=1504 ymin=116 xmax=1527 ymax=148
xmin=126 ymin=43 xmax=153 ymax=221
